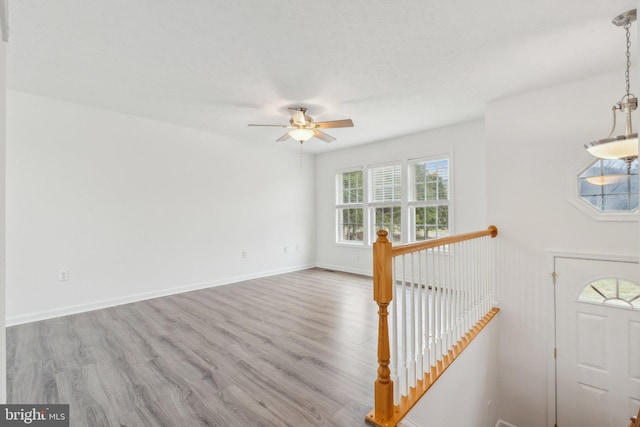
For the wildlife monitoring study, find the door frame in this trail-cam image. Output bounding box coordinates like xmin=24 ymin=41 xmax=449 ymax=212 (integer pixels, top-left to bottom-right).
xmin=545 ymin=250 xmax=639 ymax=427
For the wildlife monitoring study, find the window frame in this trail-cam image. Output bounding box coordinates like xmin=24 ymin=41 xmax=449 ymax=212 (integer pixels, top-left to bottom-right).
xmin=408 ymin=156 xmax=452 ymax=242
xmin=368 ymin=162 xmax=403 ymax=244
xmin=334 ymin=153 xmax=453 ymax=246
xmin=569 ymin=155 xmax=640 ymax=222
xmin=335 ymin=167 xmax=366 ymax=245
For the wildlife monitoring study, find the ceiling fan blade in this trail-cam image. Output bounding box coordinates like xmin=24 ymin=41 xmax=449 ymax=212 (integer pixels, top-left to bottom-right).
xmin=276 ymin=133 xmax=291 ymax=142
xmin=314 ymin=119 xmax=354 ymax=129
xmin=248 ymin=124 xmax=288 ymax=127
xmin=288 ymin=108 xmax=307 ymax=126
xmin=314 ymin=130 xmax=336 ymax=143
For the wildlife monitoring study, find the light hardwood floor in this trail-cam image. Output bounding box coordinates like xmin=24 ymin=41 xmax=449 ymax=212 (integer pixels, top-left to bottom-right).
xmin=7 ymin=268 xmax=378 ymax=427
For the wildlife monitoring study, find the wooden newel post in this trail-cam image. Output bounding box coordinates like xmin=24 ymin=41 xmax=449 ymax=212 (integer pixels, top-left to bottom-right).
xmin=373 ymin=230 xmax=394 ymax=421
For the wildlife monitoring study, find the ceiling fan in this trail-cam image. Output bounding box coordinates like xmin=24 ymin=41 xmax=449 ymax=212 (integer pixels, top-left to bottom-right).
xmin=248 ymin=107 xmax=354 ymax=144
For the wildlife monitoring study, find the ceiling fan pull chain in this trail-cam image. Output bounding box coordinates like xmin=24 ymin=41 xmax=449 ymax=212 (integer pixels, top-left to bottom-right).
xmin=299 ymin=141 xmax=303 ymax=169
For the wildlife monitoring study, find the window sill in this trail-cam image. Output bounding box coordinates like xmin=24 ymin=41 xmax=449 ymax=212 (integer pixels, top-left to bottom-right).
xmin=335 ymin=242 xmax=372 ymax=249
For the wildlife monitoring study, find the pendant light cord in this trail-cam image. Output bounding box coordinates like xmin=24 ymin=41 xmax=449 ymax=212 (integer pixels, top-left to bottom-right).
xmin=625 ymin=21 xmax=632 ymax=98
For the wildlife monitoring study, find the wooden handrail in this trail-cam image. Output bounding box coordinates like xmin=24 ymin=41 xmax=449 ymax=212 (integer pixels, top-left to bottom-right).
xmin=391 ymin=225 xmax=498 ymax=256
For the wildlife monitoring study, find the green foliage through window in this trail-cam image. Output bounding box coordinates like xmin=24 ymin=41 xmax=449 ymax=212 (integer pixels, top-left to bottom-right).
xmin=410 ymin=159 xmax=450 ymax=240
xmin=340 ymin=208 xmax=364 ymax=242
xmin=412 ymin=159 xmax=448 ymax=202
xmin=342 ymin=171 xmax=363 ymax=204
xmin=337 ymin=170 xmax=364 ymax=243
xmin=374 ymin=206 xmax=402 ymax=243
xmin=414 ymin=206 xmax=449 ymax=240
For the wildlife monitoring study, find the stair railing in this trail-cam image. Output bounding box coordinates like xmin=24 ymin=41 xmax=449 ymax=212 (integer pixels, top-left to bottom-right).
xmin=367 ymin=226 xmax=499 ymax=426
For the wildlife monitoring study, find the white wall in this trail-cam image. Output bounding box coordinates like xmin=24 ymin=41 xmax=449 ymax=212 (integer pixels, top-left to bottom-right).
xmin=402 ymin=315 xmax=500 ymax=427
xmin=315 ymin=120 xmax=487 ymax=275
xmin=0 ymin=38 xmax=6 ymax=403
xmin=486 ymin=70 xmax=639 ymax=427
xmin=6 ymin=91 xmax=316 ymax=324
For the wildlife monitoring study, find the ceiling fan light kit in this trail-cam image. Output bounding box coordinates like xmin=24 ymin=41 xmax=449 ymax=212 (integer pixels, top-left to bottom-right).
xmin=249 ymin=107 xmax=354 ymax=145
xmin=584 ymin=9 xmax=638 ymax=162
xmin=288 ymin=128 xmax=315 ymax=143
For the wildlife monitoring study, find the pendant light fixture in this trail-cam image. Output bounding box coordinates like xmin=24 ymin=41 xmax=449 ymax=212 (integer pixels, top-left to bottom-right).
xmin=584 ymin=9 xmax=638 ymax=161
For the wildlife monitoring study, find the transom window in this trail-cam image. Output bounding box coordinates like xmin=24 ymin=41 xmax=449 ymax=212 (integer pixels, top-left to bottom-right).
xmin=578 ymin=158 xmax=638 ymax=212
xmin=578 ymin=278 xmax=640 ymax=309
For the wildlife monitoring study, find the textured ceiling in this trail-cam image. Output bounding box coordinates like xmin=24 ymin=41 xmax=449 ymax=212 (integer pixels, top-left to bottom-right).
xmin=7 ymin=0 xmax=638 ymax=153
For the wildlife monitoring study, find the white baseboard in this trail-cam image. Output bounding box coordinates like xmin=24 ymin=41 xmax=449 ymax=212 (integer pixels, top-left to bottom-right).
xmin=495 ymin=420 xmax=518 ymax=427
xmin=6 ymin=263 xmax=316 ymax=326
xmin=314 ymin=262 xmax=372 ymax=277
xmin=398 ymin=420 xmax=421 ymax=427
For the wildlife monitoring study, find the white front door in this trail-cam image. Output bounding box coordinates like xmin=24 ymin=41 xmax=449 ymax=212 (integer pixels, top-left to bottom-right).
xmin=555 ymin=256 xmax=640 ymax=427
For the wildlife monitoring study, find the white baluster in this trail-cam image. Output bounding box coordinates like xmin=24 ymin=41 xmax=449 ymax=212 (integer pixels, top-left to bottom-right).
xmin=486 ymin=236 xmax=491 ymax=313
xmin=443 ymin=244 xmax=449 ymax=355
xmin=454 ymin=244 xmax=458 ymax=347
xmin=425 ymin=248 xmax=432 ymax=372
xmin=455 ymin=241 xmax=462 ymax=343
xmin=443 ymin=245 xmax=449 ymax=359
xmin=416 ymin=251 xmax=423 ymax=383
xmin=469 ymin=240 xmax=475 ymax=330
xmin=429 ymin=247 xmax=435 ymax=368
xmin=464 ymin=240 xmax=471 ymax=333
xmin=435 ymin=246 xmax=440 ymax=362
xmin=483 ymin=236 xmax=488 ymax=314
xmin=446 ymin=244 xmax=452 ymax=353
xmin=476 ymin=238 xmax=481 ymax=322
xmin=391 ymin=257 xmax=399 ymax=405
xmin=409 ymin=253 xmax=416 ymax=389
xmin=442 ymin=245 xmax=447 ymax=359
xmin=400 ymin=255 xmax=408 ymax=397
xmin=470 ymin=239 xmax=475 ymax=325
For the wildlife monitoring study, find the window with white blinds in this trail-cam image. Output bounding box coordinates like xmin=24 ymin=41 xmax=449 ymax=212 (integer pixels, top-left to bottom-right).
xmin=334 ymin=156 xmax=451 ymax=245
xmin=369 ymin=164 xmax=402 ymax=243
xmin=370 ymin=164 xmax=402 ymax=203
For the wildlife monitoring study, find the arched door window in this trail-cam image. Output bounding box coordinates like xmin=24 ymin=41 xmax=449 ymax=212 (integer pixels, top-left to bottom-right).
xmin=578 ymin=278 xmax=640 ymax=309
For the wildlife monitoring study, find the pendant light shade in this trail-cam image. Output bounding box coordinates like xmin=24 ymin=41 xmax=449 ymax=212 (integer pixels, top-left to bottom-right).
xmin=585 ymin=9 xmax=638 ymax=161
xmin=585 ymin=133 xmax=638 ymax=160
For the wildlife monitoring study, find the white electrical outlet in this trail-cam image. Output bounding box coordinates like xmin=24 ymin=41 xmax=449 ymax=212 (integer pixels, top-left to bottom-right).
xmin=242 ymin=250 xmax=247 ymax=259
xmin=283 ymin=246 xmax=288 ymax=253
xmin=59 ymin=270 xmax=69 ymax=281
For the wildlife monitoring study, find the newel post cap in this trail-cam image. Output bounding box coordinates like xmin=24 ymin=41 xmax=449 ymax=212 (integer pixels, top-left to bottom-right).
xmin=375 ymin=230 xmax=389 ymax=243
